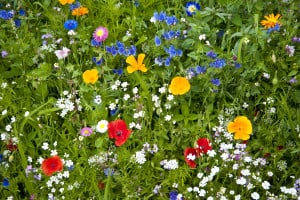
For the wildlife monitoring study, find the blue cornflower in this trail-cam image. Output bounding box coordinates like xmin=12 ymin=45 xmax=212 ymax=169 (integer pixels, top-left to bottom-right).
xmin=166 ymin=45 xmax=177 ymax=57
xmin=2 ymin=178 xmax=9 ymax=187
xmin=209 ymin=58 xmax=226 ymax=68
xmin=110 ymin=108 xmax=118 ymax=116
xmin=106 ymin=46 xmax=118 ymax=56
xmin=92 ymin=57 xmax=104 ymax=66
xmin=164 ymin=57 xmax=172 ymax=66
xmin=118 ymin=47 xmax=125 ymax=55
xmin=0 ymin=10 xmax=9 ymax=20
xmin=185 ymin=2 xmax=201 ymax=16
xmin=211 ymin=78 xmax=221 ymax=86
xmin=155 ymin=35 xmax=161 ymax=46
xmin=14 ymin=19 xmax=21 ymax=27
xmin=7 ymin=10 xmax=14 ymax=18
xmin=91 ymin=39 xmax=102 ymax=47
xmin=116 ymin=41 xmax=125 ymax=49
xmin=195 ymin=66 xmax=207 ymax=74
xmin=169 ymin=191 xmax=178 ymax=200
xmin=165 ymin=15 xmax=178 ymax=25
xmin=19 ymin=9 xmax=25 ymax=16
xmin=152 ymin=11 xmax=166 ymax=22
xmin=129 ymin=45 xmax=136 ymax=55
xmin=112 ymin=68 xmax=123 ymax=75
xmin=0 ymin=154 xmax=3 ymax=162
xmin=70 ymin=1 xmax=81 ymax=11
xmin=165 ymin=45 xmax=182 ymax=58
xmin=234 ymin=62 xmax=241 ymax=68
xmin=64 ymin=19 xmax=78 ymax=30
xmin=206 ymin=50 xmax=217 ymax=59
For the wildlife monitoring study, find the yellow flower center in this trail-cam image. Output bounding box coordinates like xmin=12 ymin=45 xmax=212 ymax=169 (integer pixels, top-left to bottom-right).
xmin=96 ymin=30 xmax=104 ymax=37
xmin=189 ymin=6 xmax=196 ymax=12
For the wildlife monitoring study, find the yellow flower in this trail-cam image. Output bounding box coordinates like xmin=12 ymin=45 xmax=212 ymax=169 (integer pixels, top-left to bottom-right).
xmin=82 ymin=69 xmax=99 ymax=84
xmin=59 ymin=0 xmax=75 ymax=5
xmin=227 ymin=116 xmax=252 ymax=140
xmin=126 ymin=53 xmax=147 ymax=73
xmin=261 ymin=13 xmax=281 ymax=29
xmin=169 ymin=77 xmax=191 ymax=95
xmin=72 ymin=6 xmax=89 ymax=16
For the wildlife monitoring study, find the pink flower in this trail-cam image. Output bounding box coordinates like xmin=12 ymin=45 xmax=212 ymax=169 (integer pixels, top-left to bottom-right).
xmin=93 ymin=26 xmax=109 ymax=42
xmin=54 ymin=47 xmax=71 ymax=59
xmin=80 ymin=127 xmax=93 ymax=137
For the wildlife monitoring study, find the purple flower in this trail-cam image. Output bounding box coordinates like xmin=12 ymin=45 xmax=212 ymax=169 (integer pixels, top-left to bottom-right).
xmin=289 ymin=78 xmax=298 ymax=84
xmin=169 ymin=191 xmax=178 ymax=200
xmin=285 ymin=45 xmax=295 ymax=57
xmin=211 ymin=78 xmax=221 ymax=86
xmin=206 ymin=50 xmax=217 ymax=59
xmin=1 ymin=50 xmax=8 ymax=58
xmin=80 ymin=127 xmax=93 ymax=137
xmin=209 ymin=58 xmax=226 ymax=68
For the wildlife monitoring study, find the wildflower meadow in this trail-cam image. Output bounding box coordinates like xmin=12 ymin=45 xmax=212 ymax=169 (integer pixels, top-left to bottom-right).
xmin=1 ymin=0 xmax=300 ymax=199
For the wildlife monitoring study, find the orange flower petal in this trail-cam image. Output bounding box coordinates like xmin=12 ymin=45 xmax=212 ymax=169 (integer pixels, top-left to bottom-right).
xmin=137 ymin=53 xmax=145 ymax=65
xmin=126 ymin=55 xmax=137 ymax=66
xmin=127 ymin=66 xmax=137 ymax=74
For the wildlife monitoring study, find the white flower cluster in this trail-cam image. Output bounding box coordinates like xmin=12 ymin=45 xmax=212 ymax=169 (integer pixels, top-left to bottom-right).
xmin=88 ymin=151 xmax=117 ymax=167
xmin=56 ymin=90 xmax=82 ymax=117
xmin=131 ymin=151 xmax=146 ymax=165
xmin=151 ymin=85 xmax=176 ymax=122
xmin=131 ymin=143 xmax=159 ymax=165
xmin=160 ymin=159 xmax=178 ymax=170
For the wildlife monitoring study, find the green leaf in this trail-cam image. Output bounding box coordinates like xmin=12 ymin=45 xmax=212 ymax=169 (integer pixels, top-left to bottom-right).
xmin=288 ymin=70 xmax=298 ymax=77
xmin=231 ymin=14 xmax=242 ymax=26
xmin=95 ymin=137 xmax=103 ymax=148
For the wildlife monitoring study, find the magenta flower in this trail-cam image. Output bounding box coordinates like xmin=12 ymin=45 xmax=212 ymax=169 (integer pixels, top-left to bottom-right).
xmin=93 ymin=26 xmax=109 ymax=42
xmin=80 ymin=127 xmax=93 ymax=137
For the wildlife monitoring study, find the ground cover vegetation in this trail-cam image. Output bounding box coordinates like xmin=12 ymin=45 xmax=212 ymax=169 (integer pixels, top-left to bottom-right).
xmin=0 ymin=0 xmax=300 ymax=199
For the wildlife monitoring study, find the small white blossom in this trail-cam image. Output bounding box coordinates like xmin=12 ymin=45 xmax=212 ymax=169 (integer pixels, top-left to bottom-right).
xmin=199 ymin=34 xmax=206 ymax=41
xmin=24 ymin=111 xmax=30 ymax=117
xmin=251 ymin=192 xmax=260 ymax=200
xmin=262 ymin=181 xmax=270 ymax=190
xmin=164 ymin=114 xmax=172 ymax=121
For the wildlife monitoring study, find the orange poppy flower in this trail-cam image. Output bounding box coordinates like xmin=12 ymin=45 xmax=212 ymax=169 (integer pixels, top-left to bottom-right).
xmin=59 ymin=0 xmax=75 ymax=5
xmin=82 ymin=69 xmax=99 ymax=84
xmin=126 ymin=53 xmax=147 ymax=73
xmin=169 ymin=76 xmax=191 ymax=95
xmin=261 ymin=13 xmax=281 ymax=29
xmin=227 ymin=116 xmax=252 ymax=140
xmin=72 ymin=6 xmax=89 ymax=16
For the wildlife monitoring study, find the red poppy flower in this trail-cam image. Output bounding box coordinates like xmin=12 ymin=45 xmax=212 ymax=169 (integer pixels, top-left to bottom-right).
xmin=7 ymin=139 xmax=18 ymax=151
xmin=41 ymin=156 xmax=63 ymax=176
xmin=108 ymin=119 xmax=132 ymax=146
xmin=196 ymin=138 xmax=212 ymax=155
xmin=184 ymin=147 xmax=198 ymax=168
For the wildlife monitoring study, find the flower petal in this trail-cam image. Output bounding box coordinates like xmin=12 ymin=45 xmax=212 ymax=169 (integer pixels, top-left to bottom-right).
xmin=137 ymin=53 xmax=145 ymax=65
xmin=127 ymin=66 xmax=137 ymax=73
xmin=126 ymin=55 xmax=137 ymax=66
